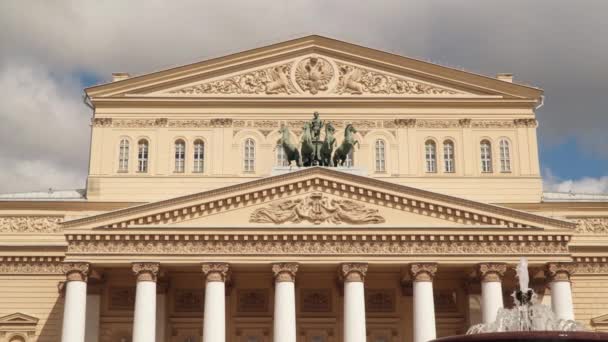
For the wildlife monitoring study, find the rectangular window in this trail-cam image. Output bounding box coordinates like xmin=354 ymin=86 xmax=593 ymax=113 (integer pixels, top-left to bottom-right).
xmin=137 ymin=141 xmax=148 ymax=173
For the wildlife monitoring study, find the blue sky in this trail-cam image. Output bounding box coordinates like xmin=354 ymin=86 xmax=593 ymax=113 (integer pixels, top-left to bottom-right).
xmin=0 ymin=1 xmax=606 ymax=194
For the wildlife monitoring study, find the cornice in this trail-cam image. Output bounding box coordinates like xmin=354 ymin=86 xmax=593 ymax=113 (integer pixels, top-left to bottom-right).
xmin=61 ymin=168 xmax=574 ymax=231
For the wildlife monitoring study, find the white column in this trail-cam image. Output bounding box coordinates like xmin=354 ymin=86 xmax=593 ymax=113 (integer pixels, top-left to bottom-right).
xmin=272 ymin=263 xmax=299 ymax=342
xmin=61 ymin=262 xmax=90 ymax=342
xmin=84 ymin=288 xmax=101 ymax=342
xmin=202 ymin=263 xmax=230 ymax=342
xmin=478 ymin=263 xmax=506 ymax=324
xmin=411 ymin=263 xmax=437 ymax=342
xmin=341 ymin=263 xmax=368 ymax=342
xmin=132 ymin=262 xmax=160 ymax=342
xmin=546 ymin=263 xmax=575 ymax=320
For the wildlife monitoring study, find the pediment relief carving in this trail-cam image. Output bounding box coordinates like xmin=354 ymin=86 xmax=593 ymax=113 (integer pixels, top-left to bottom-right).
xmin=166 ymin=55 xmax=463 ymax=97
xmin=249 ymin=192 xmax=385 ymax=225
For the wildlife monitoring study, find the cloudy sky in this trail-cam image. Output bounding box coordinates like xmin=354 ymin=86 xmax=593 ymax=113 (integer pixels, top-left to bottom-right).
xmin=0 ymin=1 xmax=607 ymax=194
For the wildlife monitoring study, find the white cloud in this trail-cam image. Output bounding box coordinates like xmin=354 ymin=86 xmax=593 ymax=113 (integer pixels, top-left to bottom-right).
xmin=0 ymin=61 xmax=90 ymax=193
xmin=543 ymin=169 xmax=608 ymax=194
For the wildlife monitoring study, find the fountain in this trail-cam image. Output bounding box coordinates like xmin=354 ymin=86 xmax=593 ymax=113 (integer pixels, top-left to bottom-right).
xmin=432 ymin=258 xmax=608 ymax=342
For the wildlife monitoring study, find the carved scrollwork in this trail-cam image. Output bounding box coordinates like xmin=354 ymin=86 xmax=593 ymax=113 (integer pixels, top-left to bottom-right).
xmin=0 ymin=216 xmax=62 ymax=233
xmin=477 ymin=263 xmax=507 ymax=282
xmin=571 ymin=217 xmax=608 ymax=234
xmin=416 ymin=120 xmax=460 ymax=128
xmin=171 ymin=63 xmax=297 ymax=95
xmin=132 ymin=262 xmax=160 ymax=282
xmin=410 ymin=263 xmax=438 ymax=282
xmin=63 ymin=262 xmax=90 ymax=282
xmin=341 ymin=263 xmax=368 ymax=282
xmin=271 ymin=262 xmax=299 ymax=282
xmin=201 ymin=262 xmax=230 ymax=282
xmin=249 ymin=192 xmax=385 ymax=225
xmin=471 ymin=120 xmax=515 ymax=129
xmin=336 ymin=62 xmax=458 ymax=95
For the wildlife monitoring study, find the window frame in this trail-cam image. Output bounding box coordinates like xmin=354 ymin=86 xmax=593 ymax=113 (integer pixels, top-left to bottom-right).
xmin=243 ymin=138 xmax=256 ymax=172
xmin=174 ymin=139 xmax=186 ymax=173
xmin=425 ymin=139 xmax=437 ymax=173
xmin=193 ymin=139 xmax=205 ymax=173
xmin=443 ymin=139 xmax=455 ymax=173
xmin=480 ymin=139 xmax=493 ymax=173
xmin=137 ymin=139 xmax=150 ymax=173
xmin=374 ymin=139 xmax=386 ymax=172
xmin=276 ymin=144 xmax=288 ymax=167
xmin=499 ymin=138 xmax=512 ymax=173
xmin=117 ymin=138 xmax=130 ymax=173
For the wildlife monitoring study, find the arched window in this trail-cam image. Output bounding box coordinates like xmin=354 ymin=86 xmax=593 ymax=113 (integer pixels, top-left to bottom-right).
xmin=345 ymin=149 xmax=354 ymax=168
xmin=443 ymin=140 xmax=455 ymax=173
xmin=375 ymin=139 xmax=386 ymax=172
xmin=137 ymin=139 xmax=149 ymax=173
xmin=499 ymin=139 xmax=511 ymax=172
xmin=174 ymin=139 xmax=186 ymax=173
xmin=480 ymin=140 xmax=493 ymax=173
xmin=276 ymin=145 xmax=288 ymax=166
xmin=244 ymin=138 xmax=255 ymax=172
xmin=118 ymin=138 xmax=129 ymax=172
xmin=425 ymin=140 xmax=437 ymax=173
xmin=193 ymin=140 xmax=205 ymax=173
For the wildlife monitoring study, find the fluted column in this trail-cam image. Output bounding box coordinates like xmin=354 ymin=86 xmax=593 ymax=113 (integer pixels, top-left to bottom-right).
xmin=272 ymin=263 xmax=299 ymax=342
xmin=202 ymin=263 xmax=230 ymax=342
xmin=478 ymin=263 xmax=506 ymax=324
xmin=546 ymin=262 xmax=575 ymax=320
xmin=411 ymin=263 xmax=437 ymax=342
xmin=341 ymin=263 xmax=368 ymax=342
xmin=61 ymin=262 xmax=90 ymax=342
xmin=132 ymin=262 xmax=160 ymax=342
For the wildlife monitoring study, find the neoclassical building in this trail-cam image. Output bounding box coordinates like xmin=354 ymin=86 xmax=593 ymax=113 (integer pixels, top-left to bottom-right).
xmin=1 ymin=35 xmax=608 ymax=342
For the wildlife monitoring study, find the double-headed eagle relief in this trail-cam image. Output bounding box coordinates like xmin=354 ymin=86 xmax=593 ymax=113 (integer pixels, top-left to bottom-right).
xmin=277 ymin=112 xmax=359 ymax=167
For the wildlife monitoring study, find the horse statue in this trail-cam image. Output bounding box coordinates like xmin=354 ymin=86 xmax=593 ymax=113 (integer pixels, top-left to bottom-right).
xmin=276 ymin=125 xmax=301 ymax=167
xmin=300 ymin=122 xmax=315 ymax=167
xmin=332 ymin=124 xmax=359 ymax=167
xmin=320 ymin=122 xmax=337 ymax=166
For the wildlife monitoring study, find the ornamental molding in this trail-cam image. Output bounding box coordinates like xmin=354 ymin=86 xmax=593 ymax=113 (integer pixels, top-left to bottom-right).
xmin=249 ymin=192 xmax=385 ymax=225
xmin=340 ymin=262 xmax=368 ymax=282
xmin=163 ymin=55 xmax=463 ymax=97
xmin=66 ymin=235 xmax=570 ymax=256
xmin=477 ymin=262 xmax=507 ymax=282
xmin=574 ymin=261 xmax=608 ymax=274
xmin=0 ymin=257 xmax=64 ymax=274
xmin=569 ymin=217 xmax=608 ymax=234
xmin=545 ymin=262 xmax=576 ymax=282
xmin=131 ymin=262 xmax=160 ymax=282
xmin=272 ymin=262 xmax=299 ymax=282
xmin=201 ymin=262 xmax=230 ymax=282
xmin=0 ymin=216 xmax=63 ymax=233
xmin=62 ymin=168 xmax=574 ymax=231
xmin=410 ymin=263 xmax=438 ymax=282
xmin=63 ymin=262 xmax=90 ymax=282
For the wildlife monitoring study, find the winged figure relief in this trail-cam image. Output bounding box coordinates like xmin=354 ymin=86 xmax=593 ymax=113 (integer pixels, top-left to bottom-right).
xmin=295 ymin=57 xmax=334 ymax=94
xmin=338 ymin=65 xmax=365 ymax=94
xmin=264 ymin=64 xmax=294 ymax=94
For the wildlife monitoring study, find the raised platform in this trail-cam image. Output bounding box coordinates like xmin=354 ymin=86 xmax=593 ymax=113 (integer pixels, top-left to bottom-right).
xmin=432 ymin=331 xmax=608 ymax=342
xmin=270 ymin=166 xmax=368 ymax=177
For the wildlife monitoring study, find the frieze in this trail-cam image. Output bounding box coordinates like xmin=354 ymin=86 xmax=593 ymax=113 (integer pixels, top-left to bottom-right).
xmin=92 ymin=118 xmax=112 ymax=127
xmin=249 ymin=192 xmax=385 ymax=225
xmin=170 ymin=63 xmax=297 ymax=95
xmin=336 ymin=62 xmax=458 ymax=95
xmin=0 ymin=261 xmax=63 ymax=274
xmin=237 ymin=289 xmax=269 ymax=313
xmin=67 ymin=239 xmax=570 ymax=256
xmin=300 ymin=289 xmax=332 ymax=313
xmin=570 ymin=217 xmax=608 ymax=234
xmin=416 ymin=120 xmax=461 ymax=129
xmin=513 ymin=118 xmax=538 ymax=128
xmin=0 ymin=216 xmax=62 ymax=233
xmin=366 ymin=289 xmax=395 ymax=312
xmin=574 ymin=262 xmax=608 ymax=274
xmin=471 ymin=120 xmax=516 ymax=129
xmin=174 ymin=289 xmax=203 ymax=312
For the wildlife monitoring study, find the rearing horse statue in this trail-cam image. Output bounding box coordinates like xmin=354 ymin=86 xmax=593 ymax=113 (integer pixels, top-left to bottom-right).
xmin=300 ymin=122 xmax=315 ymax=167
xmin=320 ymin=122 xmax=337 ymax=166
xmin=276 ymin=125 xmax=301 ymax=167
xmin=332 ymin=124 xmax=359 ymax=167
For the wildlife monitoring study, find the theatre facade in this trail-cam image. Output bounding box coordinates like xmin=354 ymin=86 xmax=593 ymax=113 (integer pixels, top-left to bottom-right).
xmin=1 ymin=35 xmax=608 ymax=342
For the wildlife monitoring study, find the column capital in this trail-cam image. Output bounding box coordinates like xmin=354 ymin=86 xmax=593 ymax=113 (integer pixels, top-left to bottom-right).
xmin=62 ymin=261 xmax=90 ymax=282
xmin=272 ymin=262 xmax=299 ymax=282
xmin=477 ymin=263 xmax=507 ymax=282
xmin=132 ymin=262 xmax=160 ymax=282
xmin=410 ymin=263 xmax=438 ymax=282
xmin=545 ymin=262 xmax=576 ymax=282
xmin=201 ymin=262 xmax=230 ymax=282
xmin=340 ymin=262 xmax=368 ymax=282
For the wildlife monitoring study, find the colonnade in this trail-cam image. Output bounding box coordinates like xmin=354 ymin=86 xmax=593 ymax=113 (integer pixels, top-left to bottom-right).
xmin=60 ymin=261 xmax=576 ymax=342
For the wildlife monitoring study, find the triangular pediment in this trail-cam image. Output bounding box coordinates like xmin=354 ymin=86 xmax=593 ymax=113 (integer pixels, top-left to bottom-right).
xmin=63 ymin=168 xmax=572 ymax=232
xmin=85 ymin=35 xmax=542 ymax=101
xmin=592 ymin=313 xmax=608 ymax=326
xmin=0 ymin=312 xmax=39 ymax=325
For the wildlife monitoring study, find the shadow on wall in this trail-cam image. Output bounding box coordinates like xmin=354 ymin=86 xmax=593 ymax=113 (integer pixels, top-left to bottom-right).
xmin=38 ymin=296 xmax=63 ymax=342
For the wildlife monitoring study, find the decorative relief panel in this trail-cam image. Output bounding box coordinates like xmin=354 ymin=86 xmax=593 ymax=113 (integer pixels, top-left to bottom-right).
xmin=108 ymin=287 xmax=136 ymax=311
xmin=571 ymin=217 xmax=608 ymax=234
xmin=434 ymin=290 xmax=458 ymax=312
xmin=68 ymin=239 xmax=568 ymax=256
xmin=0 ymin=216 xmax=62 ymax=233
xmin=295 ymin=57 xmax=334 ymax=94
xmin=0 ymin=261 xmax=63 ymax=274
xmin=174 ymin=289 xmax=203 ymax=312
xmin=336 ymin=62 xmax=458 ymax=95
xmin=249 ymin=192 xmax=385 ymax=225
xmin=365 ymin=289 xmax=395 ymax=313
xmin=237 ymin=289 xmax=269 ymax=313
xmin=170 ymin=63 xmax=297 ymax=95
xmin=300 ymin=289 xmax=332 ymax=313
